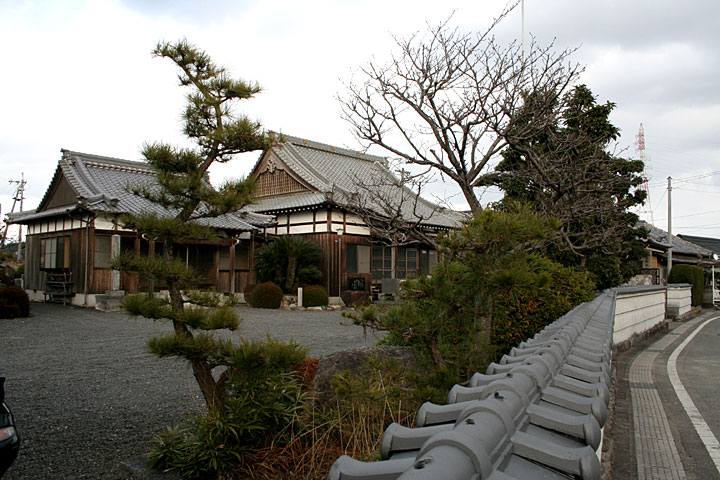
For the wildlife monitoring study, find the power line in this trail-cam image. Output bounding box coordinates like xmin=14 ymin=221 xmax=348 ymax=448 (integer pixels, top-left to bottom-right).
xmin=674 ymin=187 xmax=720 ymax=193
xmin=648 ymin=170 xmax=720 ymax=188
xmin=654 ymin=208 xmax=720 ymax=222
xmin=682 ymin=180 xmax=720 ymax=186
xmin=653 ymin=188 xmax=667 ymax=213
xmin=675 ymin=224 xmax=720 ymax=231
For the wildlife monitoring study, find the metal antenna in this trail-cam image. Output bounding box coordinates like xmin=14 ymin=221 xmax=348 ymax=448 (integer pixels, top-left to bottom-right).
xmin=521 ymin=0 xmax=525 ymax=62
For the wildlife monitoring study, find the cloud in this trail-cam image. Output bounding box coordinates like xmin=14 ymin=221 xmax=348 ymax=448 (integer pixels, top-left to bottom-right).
xmin=1 ymin=0 xmax=720 ymax=236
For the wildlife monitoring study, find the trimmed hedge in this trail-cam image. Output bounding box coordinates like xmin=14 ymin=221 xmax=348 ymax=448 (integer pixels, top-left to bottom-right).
xmin=0 ymin=285 xmax=30 ymax=319
xmin=668 ymin=264 xmax=705 ymax=306
xmin=243 ymin=283 xmax=257 ymax=300
xmin=248 ymin=282 xmax=283 ymax=309
xmin=303 ymin=285 xmax=328 ymax=307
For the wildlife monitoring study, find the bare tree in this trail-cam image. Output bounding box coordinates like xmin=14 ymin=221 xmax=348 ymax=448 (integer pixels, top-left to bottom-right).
xmin=328 ymin=161 xmax=461 ymax=246
xmin=339 ymin=3 xmax=582 ymax=212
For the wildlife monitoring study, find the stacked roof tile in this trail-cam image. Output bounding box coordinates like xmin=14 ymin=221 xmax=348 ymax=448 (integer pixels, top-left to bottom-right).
xmin=250 ymin=136 xmax=465 ymax=229
xmin=10 ymin=150 xmax=274 ymax=231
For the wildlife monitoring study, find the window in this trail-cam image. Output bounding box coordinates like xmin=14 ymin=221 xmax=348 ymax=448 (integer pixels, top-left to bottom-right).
xmin=372 ymin=246 xmax=393 ymax=280
xmin=346 ymin=244 xmax=370 ymax=274
xmin=40 ymin=236 xmax=70 ymax=269
xmin=94 ymin=236 xmax=112 ymax=269
xmin=95 ymin=235 xmax=135 ymax=268
xmin=397 ymin=247 xmax=418 ymax=279
xmin=419 ymin=249 xmax=438 ymax=276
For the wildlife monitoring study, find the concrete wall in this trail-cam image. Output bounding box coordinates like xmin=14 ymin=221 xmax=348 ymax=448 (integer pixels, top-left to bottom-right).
xmin=613 ymin=286 xmax=667 ymax=344
xmin=667 ymin=284 xmax=692 ymax=318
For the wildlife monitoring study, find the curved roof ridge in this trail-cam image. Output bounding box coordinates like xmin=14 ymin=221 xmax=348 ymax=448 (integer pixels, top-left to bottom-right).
xmin=281 ymin=142 xmax=331 ymax=191
xmin=279 ymin=134 xmax=388 ymax=164
xmin=62 ymin=151 xmax=102 ymax=199
xmin=61 ymin=149 xmax=155 ymax=174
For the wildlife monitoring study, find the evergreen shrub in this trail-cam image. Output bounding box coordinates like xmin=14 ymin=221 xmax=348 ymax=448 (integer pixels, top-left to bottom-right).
xmin=0 ymin=285 xmax=30 ymax=319
xmin=147 ymin=338 xmax=308 ymax=479
xmin=243 ymin=283 xmax=256 ymax=297
xmin=303 ymin=285 xmax=328 ymax=307
xmin=249 ymin=282 xmax=283 ymax=309
xmin=492 ymin=257 xmax=595 ymax=354
xmin=668 ymin=264 xmax=705 ymax=306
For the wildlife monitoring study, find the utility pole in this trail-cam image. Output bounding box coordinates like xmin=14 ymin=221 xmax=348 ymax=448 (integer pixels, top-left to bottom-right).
xmin=667 ymin=176 xmax=672 ymax=281
xmin=7 ymin=174 xmax=26 ymax=261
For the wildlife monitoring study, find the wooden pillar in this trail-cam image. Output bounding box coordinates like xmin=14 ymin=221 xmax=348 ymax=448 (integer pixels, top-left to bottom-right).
xmin=213 ymin=247 xmax=220 ymax=288
xmin=248 ymin=232 xmax=256 ymax=284
xmin=229 ymin=239 xmax=236 ymax=294
xmin=148 ymin=240 xmax=155 ymax=292
xmin=110 ymin=234 xmax=121 ymax=291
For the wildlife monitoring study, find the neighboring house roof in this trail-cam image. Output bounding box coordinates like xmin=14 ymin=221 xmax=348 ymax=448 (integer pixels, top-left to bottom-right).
xmin=640 ymin=221 xmax=715 ymax=258
xmin=248 ymin=135 xmax=465 ymax=229
xmin=677 ymin=234 xmax=720 ymax=257
xmin=8 ymin=149 xmax=274 ymax=232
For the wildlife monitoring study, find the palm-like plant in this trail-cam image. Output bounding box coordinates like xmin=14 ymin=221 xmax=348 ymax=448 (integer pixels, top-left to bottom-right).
xmin=255 ymin=235 xmax=322 ymax=292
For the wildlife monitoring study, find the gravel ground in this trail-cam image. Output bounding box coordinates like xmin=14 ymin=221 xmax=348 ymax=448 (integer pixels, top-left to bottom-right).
xmin=0 ymin=302 xmax=384 ymax=480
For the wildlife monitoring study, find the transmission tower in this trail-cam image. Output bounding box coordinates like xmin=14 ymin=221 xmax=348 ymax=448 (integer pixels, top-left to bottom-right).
xmin=636 ymin=124 xmax=654 ymax=225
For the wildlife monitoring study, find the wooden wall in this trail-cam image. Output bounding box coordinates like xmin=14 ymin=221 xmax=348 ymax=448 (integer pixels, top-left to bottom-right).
xmin=24 ymin=229 xmax=87 ymax=293
xmin=299 ymin=232 xmax=373 ymax=296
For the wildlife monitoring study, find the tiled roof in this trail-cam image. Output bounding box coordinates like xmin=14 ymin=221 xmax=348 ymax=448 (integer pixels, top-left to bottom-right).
xmin=640 ymin=221 xmax=714 ymax=257
xmin=11 ymin=150 xmax=274 ymax=231
xmin=677 ymin=234 xmax=720 ymax=256
xmin=252 ymin=135 xmax=465 ymax=229
xmin=250 ymin=192 xmax=329 ymax=212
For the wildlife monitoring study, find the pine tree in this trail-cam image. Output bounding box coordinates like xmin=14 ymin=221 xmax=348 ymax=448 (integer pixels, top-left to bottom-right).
xmin=116 ymin=40 xmax=277 ymax=412
xmin=482 ymin=85 xmax=647 ymax=288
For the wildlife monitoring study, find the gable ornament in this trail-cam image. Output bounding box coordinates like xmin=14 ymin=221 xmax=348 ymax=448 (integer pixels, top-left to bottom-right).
xmin=266 ymin=157 xmax=277 ymax=174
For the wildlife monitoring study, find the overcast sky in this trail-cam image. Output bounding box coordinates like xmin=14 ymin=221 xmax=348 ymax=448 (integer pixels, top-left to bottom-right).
xmin=1 ymin=0 xmax=719 ymax=243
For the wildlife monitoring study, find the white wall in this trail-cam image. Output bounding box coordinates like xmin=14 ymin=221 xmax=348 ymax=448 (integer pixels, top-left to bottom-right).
xmin=613 ymin=287 xmax=667 ymax=344
xmin=666 ymin=284 xmax=692 ymax=317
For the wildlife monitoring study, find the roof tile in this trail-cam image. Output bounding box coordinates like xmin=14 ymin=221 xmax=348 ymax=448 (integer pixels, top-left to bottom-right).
xmin=11 ymin=150 xmax=273 ymax=231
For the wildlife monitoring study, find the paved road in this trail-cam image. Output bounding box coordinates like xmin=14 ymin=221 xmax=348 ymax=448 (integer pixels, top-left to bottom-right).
xmin=665 ymin=314 xmax=720 ymax=479
xmin=612 ymin=311 xmax=720 ymax=479
xmin=0 ymin=302 xmax=383 ymax=480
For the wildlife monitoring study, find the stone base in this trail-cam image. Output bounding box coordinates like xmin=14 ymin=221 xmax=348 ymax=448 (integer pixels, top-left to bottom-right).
xmin=613 ymin=320 xmax=669 ymax=353
xmin=95 ymin=290 xmax=125 ymax=312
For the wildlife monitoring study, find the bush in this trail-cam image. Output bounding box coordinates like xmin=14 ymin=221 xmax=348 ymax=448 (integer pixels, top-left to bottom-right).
xmin=244 ymin=283 xmax=257 ymax=297
xmin=668 ymin=264 xmax=705 ymax=306
xmin=149 ymin=370 xmax=305 ymax=479
xmin=348 ymin=206 xmax=597 ymax=388
xmin=303 ymin=285 xmax=328 ymax=307
xmin=491 ymin=256 xmax=596 ymax=354
xmin=0 ymin=285 xmax=30 ymax=319
xmin=249 ymin=282 xmax=284 ymax=309
xmin=342 ymin=290 xmax=372 ymax=308
xmin=355 ymin=273 xmax=500 ymax=385
xmin=148 ymin=338 xmax=308 ymax=479
xmin=0 ymin=266 xmax=13 ymax=286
